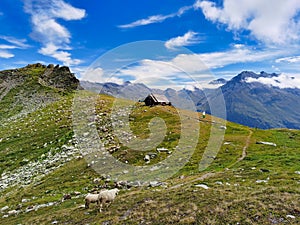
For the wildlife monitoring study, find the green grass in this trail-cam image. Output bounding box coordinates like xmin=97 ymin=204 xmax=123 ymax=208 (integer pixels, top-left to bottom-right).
xmin=1 ymin=92 xmax=300 ymax=224
xmin=0 ymin=96 xmax=74 ymax=174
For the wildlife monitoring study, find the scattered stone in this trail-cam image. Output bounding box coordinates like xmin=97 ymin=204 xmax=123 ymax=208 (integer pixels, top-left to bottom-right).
xmin=256 ymin=141 xmax=277 ymax=147
xmin=295 ymin=171 xmax=300 ymax=175
xmin=147 ymin=152 xmax=158 ymax=159
xmin=62 ymin=194 xmax=72 ymax=202
xmin=51 ymin=221 xmax=58 ymax=224
xmin=220 ymin=125 xmax=227 ymax=130
xmin=128 ymin=180 xmax=142 ymax=187
xmin=215 ymin=181 xmax=223 ymax=185
xmin=144 ymin=154 xmax=150 ymax=163
xmin=286 ymin=215 xmax=296 ymax=219
xmin=1 ymin=206 xmax=9 ymax=212
xmin=93 ymin=178 xmax=101 ymax=184
xmin=260 ymin=168 xmax=270 ymax=173
xmin=149 ymin=181 xmax=161 ymax=187
xmin=195 ymin=184 xmax=209 ymax=189
xmin=79 ymin=204 xmax=86 ymax=209
xmin=156 ymin=147 xmax=169 ymax=153
xmin=16 ymin=204 xmax=22 ymax=210
xmin=0 ymin=142 xmax=80 ymax=192
xmin=256 ymin=177 xmax=269 ymax=184
xmin=115 ymin=180 xmax=128 ymax=188
xmin=8 ymin=210 xmax=18 ymax=215
xmin=21 ymin=198 xmax=30 ymax=203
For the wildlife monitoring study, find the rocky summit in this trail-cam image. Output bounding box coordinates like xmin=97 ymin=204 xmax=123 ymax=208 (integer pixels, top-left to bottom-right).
xmin=0 ymin=63 xmax=80 ymax=121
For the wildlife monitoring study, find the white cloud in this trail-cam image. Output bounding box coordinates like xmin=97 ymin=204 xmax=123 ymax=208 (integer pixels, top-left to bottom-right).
xmin=114 ymin=58 xmax=214 ymax=90
xmin=0 ymin=44 xmax=17 ymax=50
xmin=246 ymin=73 xmax=300 ymax=89
xmin=171 ymin=44 xmax=284 ymax=71
xmin=118 ymin=5 xmax=193 ymax=28
xmin=80 ymin=67 xmax=125 ymax=84
xmin=119 ymin=15 xmax=172 ymax=29
xmin=276 ymin=55 xmax=300 ymax=63
xmin=165 ymin=31 xmax=201 ymax=50
xmin=0 ymin=50 xmax=14 ymax=58
xmin=39 ymin=43 xmax=81 ymax=66
xmin=194 ymin=0 xmax=300 ymax=45
xmin=0 ymin=36 xmax=31 ymax=58
xmin=106 ymin=44 xmax=287 ymax=89
xmin=0 ymin=36 xmax=31 ymax=49
xmin=119 ymin=59 xmax=182 ymax=80
xmin=23 ymin=0 xmax=86 ymax=65
xmin=81 ymin=67 xmax=104 ymax=83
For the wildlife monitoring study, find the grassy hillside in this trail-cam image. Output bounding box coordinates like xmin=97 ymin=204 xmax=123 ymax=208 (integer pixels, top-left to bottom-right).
xmin=0 ymin=90 xmax=299 ymax=224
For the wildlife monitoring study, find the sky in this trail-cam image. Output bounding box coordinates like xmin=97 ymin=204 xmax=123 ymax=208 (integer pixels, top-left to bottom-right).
xmin=1 ymin=0 xmax=300 ymax=89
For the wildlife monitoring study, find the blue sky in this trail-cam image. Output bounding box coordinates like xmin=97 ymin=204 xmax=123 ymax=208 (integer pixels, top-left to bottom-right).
xmin=1 ymin=0 xmax=300 ymax=89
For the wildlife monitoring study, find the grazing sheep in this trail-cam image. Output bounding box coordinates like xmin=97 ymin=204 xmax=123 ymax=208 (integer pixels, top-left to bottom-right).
xmin=97 ymin=188 xmax=119 ymax=212
xmin=84 ymin=193 xmax=100 ymax=209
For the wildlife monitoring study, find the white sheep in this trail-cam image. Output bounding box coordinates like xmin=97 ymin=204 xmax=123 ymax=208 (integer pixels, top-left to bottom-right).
xmin=84 ymin=193 xmax=100 ymax=209
xmin=97 ymin=188 xmax=119 ymax=212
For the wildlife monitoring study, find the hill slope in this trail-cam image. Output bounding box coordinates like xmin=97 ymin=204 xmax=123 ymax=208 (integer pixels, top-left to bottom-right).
xmin=0 ymin=65 xmax=299 ymax=224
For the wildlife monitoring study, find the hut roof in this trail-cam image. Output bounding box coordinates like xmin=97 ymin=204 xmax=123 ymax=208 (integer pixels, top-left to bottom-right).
xmin=149 ymin=93 xmax=169 ymax=103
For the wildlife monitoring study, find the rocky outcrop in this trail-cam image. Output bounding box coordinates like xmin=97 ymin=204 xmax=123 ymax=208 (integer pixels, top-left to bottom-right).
xmin=39 ymin=64 xmax=81 ymax=91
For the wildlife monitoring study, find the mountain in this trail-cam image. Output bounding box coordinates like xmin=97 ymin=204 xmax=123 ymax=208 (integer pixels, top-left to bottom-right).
xmin=82 ymin=71 xmax=300 ymax=129
xmin=80 ymin=80 xmax=152 ymax=101
xmin=202 ymin=71 xmax=300 ymax=129
xmin=0 ymin=63 xmax=80 ymax=121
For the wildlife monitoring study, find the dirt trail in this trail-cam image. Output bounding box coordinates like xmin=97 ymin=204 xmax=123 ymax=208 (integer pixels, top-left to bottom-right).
xmin=170 ymin=128 xmax=253 ymax=189
xmin=237 ymin=129 xmax=253 ymax=162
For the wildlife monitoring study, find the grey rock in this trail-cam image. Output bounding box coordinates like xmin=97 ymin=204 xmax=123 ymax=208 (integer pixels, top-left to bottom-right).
xmin=1 ymin=206 xmax=9 ymax=212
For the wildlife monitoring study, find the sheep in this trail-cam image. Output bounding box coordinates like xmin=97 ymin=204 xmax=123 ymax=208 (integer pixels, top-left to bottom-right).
xmin=97 ymin=188 xmax=119 ymax=212
xmin=84 ymin=193 xmax=100 ymax=209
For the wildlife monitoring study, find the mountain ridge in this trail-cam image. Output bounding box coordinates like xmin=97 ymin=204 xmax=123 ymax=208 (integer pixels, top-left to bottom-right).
xmin=0 ymin=63 xmax=80 ymax=120
xmin=80 ymin=71 xmax=300 ymax=130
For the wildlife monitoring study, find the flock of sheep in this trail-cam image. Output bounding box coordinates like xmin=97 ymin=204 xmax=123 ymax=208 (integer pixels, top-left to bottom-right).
xmin=84 ymin=188 xmax=119 ymax=212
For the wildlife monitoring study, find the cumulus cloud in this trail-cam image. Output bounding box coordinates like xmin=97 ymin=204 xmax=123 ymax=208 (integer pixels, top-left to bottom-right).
xmin=246 ymin=73 xmax=300 ymax=89
xmin=194 ymin=0 xmax=300 ymax=45
xmin=165 ymin=31 xmax=201 ymax=50
xmin=23 ymin=0 xmax=86 ymax=65
xmin=118 ymin=5 xmax=193 ymax=28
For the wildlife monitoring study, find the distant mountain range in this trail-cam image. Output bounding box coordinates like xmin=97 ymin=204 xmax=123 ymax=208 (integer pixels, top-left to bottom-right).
xmin=81 ymin=71 xmax=300 ymax=130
